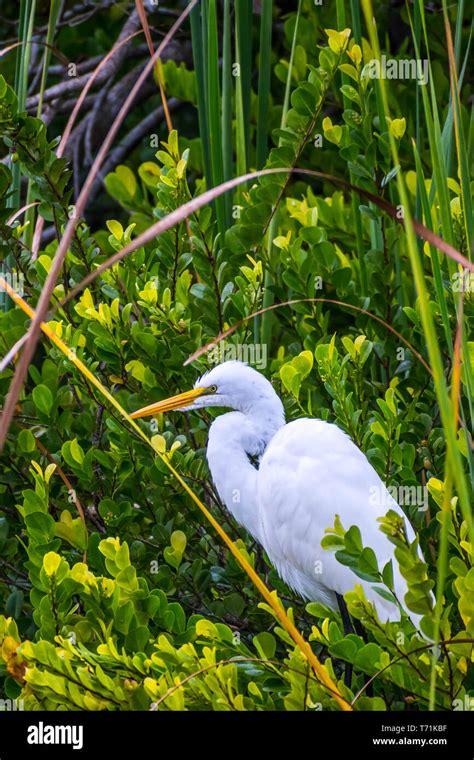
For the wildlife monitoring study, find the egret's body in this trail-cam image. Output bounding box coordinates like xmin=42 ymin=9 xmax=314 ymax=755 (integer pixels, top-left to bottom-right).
xmin=131 ymin=360 xmax=422 ymax=627
xmin=214 ymin=416 xmax=417 ymax=620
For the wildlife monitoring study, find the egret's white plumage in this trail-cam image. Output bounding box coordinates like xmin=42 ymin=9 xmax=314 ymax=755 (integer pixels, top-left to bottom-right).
xmin=132 ymin=360 xmax=424 ymax=628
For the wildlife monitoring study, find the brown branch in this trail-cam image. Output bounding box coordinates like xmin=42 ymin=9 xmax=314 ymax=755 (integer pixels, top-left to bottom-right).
xmin=25 ymin=9 xmax=142 ymax=110
xmin=135 ymin=0 xmax=173 ymax=132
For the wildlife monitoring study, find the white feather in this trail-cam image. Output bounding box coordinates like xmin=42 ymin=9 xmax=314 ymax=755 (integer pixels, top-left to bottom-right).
xmin=188 ymin=360 xmax=424 ymax=627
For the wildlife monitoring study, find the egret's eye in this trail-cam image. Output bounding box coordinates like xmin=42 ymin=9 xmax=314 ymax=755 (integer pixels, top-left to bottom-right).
xmin=208 ymin=384 xmax=218 ymax=393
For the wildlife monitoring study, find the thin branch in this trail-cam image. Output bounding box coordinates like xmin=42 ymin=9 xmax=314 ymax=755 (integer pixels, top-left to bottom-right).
xmin=25 ymin=10 xmax=142 ymax=110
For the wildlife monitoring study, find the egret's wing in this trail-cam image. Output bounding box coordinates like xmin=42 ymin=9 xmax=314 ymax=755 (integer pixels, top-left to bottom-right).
xmin=257 ymin=418 xmax=417 ymax=622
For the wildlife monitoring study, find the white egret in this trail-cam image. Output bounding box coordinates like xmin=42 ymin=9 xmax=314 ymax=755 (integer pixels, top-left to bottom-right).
xmin=131 ymin=360 xmax=424 ymax=630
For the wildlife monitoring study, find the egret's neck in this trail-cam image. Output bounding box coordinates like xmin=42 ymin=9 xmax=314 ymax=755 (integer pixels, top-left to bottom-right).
xmin=206 ymin=400 xmax=285 ymax=542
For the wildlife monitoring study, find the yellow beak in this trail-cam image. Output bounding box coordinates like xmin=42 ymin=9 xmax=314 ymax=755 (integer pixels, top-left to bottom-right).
xmin=129 ymin=387 xmax=210 ymax=419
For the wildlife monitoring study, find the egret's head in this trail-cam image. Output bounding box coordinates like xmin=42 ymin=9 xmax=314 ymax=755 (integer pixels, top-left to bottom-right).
xmin=130 ymin=360 xmax=284 ymax=420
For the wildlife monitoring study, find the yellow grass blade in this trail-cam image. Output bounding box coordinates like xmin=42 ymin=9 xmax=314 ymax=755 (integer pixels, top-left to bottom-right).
xmin=134 ymin=0 xmax=173 ymax=133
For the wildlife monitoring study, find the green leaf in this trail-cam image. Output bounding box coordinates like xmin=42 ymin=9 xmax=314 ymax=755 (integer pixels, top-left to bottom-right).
xmin=114 ymin=601 xmax=134 ymax=634
xmin=18 ymin=429 xmax=36 ymax=453
xmin=32 ymin=384 xmax=53 ymax=415
xmin=125 ymin=625 xmax=149 ymax=651
xmin=354 ymin=643 xmax=382 ymax=674
xmin=382 ymin=560 xmax=394 ymax=589
xmin=25 ymin=512 xmax=55 ymax=543
xmin=163 ymin=530 xmax=187 ymax=570
xmin=253 ymin=631 xmax=276 ymax=660
xmin=359 ymin=547 xmax=380 ymax=578
xmin=329 ymin=636 xmax=359 ymax=661
xmin=106 ymin=219 xmax=123 ymax=240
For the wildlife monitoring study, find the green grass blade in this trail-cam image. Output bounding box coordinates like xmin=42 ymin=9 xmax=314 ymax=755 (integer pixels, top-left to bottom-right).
xmin=221 ymin=0 xmax=233 ymax=223
xmin=442 ymin=3 xmax=472 ymax=251
xmin=260 ymin=0 xmax=302 ymax=349
xmin=36 ymin=0 xmax=61 ymax=116
xmin=24 ymin=0 xmax=61 ymax=251
xmin=349 ymin=0 xmax=362 ymax=44
xmin=10 ymin=0 xmax=36 ymax=210
xmin=412 ymin=142 xmax=453 ymax=356
xmin=340 ymin=0 xmax=368 ymax=294
xmin=235 ymin=0 xmax=253 ymax=161
xmin=190 ymin=3 xmax=212 ymax=192
xmin=412 ymin=1 xmax=454 ymax=250
xmin=453 ymin=0 xmax=465 ymax=70
xmin=256 ymin=0 xmax=272 ymax=170
xmin=207 ymin=0 xmax=227 ymax=237
xmin=234 ymin=4 xmax=248 ymax=190
xmin=2 ymin=0 xmax=36 ymax=312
